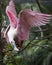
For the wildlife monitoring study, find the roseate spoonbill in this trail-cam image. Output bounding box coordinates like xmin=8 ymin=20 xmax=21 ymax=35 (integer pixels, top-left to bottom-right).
xmin=4 ymin=0 xmax=51 ymax=51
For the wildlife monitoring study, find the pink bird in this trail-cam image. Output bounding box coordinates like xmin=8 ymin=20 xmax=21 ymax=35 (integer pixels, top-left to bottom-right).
xmin=4 ymin=0 xmax=51 ymax=51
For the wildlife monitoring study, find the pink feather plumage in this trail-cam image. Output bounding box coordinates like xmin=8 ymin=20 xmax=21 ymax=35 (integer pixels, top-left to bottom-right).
xmin=4 ymin=0 xmax=51 ymax=47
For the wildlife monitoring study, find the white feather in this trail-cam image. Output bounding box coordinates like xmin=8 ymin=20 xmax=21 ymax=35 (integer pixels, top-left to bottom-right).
xmin=7 ymin=27 xmax=19 ymax=51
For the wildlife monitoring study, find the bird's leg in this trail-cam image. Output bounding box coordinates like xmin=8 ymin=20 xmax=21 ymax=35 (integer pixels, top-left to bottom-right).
xmin=38 ymin=26 xmax=44 ymax=38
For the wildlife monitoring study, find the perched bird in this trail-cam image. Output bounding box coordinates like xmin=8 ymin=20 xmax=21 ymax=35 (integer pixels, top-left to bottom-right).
xmin=4 ymin=0 xmax=51 ymax=51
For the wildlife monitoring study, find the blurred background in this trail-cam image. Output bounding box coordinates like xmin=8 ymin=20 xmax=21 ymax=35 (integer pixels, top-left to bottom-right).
xmin=0 ymin=0 xmax=52 ymax=65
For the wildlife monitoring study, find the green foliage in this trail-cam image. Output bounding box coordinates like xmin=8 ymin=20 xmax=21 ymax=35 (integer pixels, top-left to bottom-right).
xmin=3 ymin=39 xmax=52 ymax=65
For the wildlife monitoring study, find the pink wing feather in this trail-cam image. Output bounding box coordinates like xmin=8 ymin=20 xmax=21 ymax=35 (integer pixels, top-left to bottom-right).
xmin=6 ymin=0 xmax=18 ymax=28
xmin=9 ymin=0 xmax=17 ymax=16
xmin=18 ymin=9 xmax=51 ymax=40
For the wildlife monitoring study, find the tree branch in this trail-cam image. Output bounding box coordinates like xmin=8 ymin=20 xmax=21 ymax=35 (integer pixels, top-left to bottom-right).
xmin=36 ymin=0 xmax=43 ymax=12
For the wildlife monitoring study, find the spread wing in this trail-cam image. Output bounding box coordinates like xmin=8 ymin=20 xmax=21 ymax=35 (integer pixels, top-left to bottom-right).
xmin=6 ymin=0 xmax=18 ymax=28
xmin=18 ymin=9 xmax=51 ymax=40
xmin=9 ymin=0 xmax=17 ymax=16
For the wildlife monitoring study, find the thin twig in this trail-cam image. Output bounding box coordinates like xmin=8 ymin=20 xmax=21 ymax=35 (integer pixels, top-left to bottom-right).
xmin=43 ymin=34 xmax=52 ymax=39
xmin=32 ymin=28 xmax=48 ymax=33
xmin=31 ymin=44 xmax=52 ymax=51
xmin=17 ymin=41 xmax=32 ymax=53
